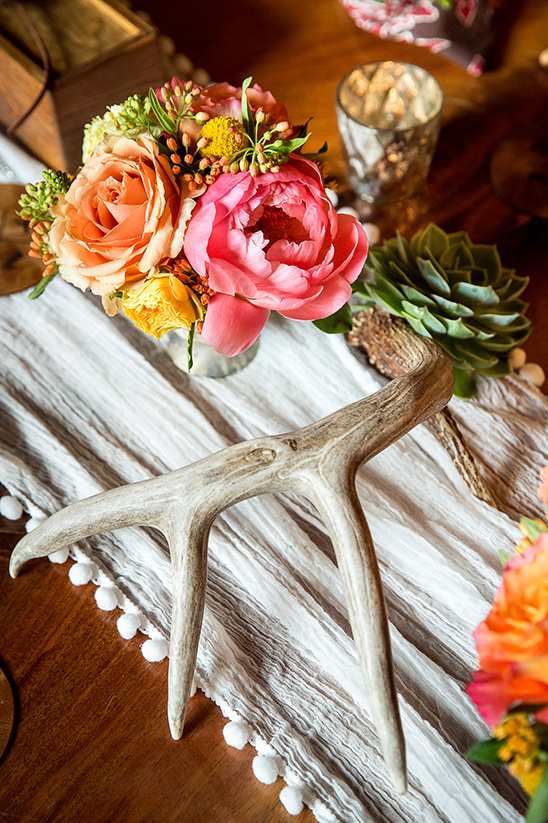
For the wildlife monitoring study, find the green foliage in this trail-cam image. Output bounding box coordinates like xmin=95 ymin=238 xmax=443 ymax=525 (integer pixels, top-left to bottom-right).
xmin=360 ymin=224 xmax=531 ymax=398
xmin=313 ymin=303 xmax=353 ymax=334
xmin=466 ymin=737 xmax=504 ymax=765
xmin=527 ymin=768 xmax=548 ymax=823
xmin=17 ymin=169 xmax=72 ymax=225
xmin=520 ymin=518 xmax=548 ymax=543
xmin=28 ymin=273 xmax=57 ymax=299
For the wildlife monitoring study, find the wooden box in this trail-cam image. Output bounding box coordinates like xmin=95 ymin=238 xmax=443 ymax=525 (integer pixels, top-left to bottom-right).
xmin=0 ymin=0 xmax=166 ymax=171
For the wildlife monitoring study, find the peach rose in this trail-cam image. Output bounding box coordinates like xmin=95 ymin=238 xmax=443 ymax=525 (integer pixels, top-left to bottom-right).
xmin=49 ymin=136 xmax=194 ymax=296
xmin=467 ymin=533 xmax=548 ymax=725
xmin=121 ymin=272 xmax=203 ymax=339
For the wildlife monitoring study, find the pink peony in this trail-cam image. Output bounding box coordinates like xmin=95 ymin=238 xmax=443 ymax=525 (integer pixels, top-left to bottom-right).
xmin=183 ymin=155 xmax=368 ymax=356
xmin=467 ymin=533 xmax=548 ymax=726
xmin=191 ymin=81 xmax=289 ymax=125
xmin=49 ymin=136 xmax=194 ymax=296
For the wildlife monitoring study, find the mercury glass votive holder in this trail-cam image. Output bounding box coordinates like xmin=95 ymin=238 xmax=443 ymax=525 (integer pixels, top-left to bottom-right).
xmin=336 ymin=61 xmax=444 ymax=206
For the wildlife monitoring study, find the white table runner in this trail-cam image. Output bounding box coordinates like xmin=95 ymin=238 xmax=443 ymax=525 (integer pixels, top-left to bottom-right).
xmin=2 ymin=267 xmax=547 ymax=822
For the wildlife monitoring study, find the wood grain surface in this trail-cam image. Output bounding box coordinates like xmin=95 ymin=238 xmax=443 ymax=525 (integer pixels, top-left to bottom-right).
xmin=1 ymin=1 xmax=548 ymax=821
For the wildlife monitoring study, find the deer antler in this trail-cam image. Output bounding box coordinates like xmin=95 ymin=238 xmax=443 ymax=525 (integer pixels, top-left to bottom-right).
xmin=10 ymin=332 xmax=453 ymax=794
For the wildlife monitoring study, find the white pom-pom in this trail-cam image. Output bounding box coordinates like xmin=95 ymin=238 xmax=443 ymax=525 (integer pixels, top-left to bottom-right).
xmin=68 ymin=562 xmax=94 ymax=586
xmin=508 ymin=347 xmax=527 ymax=371
xmin=362 ymin=222 xmax=381 ymax=244
xmin=280 ymin=786 xmax=304 ymax=815
xmin=48 ymin=547 xmax=69 ymax=564
xmin=255 ymin=737 xmax=276 ymax=757
xmin=117 ymin=612 xmax=141 ymax=639
xmin=252 ymin=754 xmax=279 ymax=785
xmin=95 ymin=586 xmax=118 ymax=611
xmin=519 ymin=363 xmax=545 ymax=387
xmin=141 ymin=637 xmax=168 ymax=662
xmin=219 ymin=700 xmax=232 ymax=718
xmin=222 ymin=720 xmax=250 ymax=750
xmin=325 ymin=188 xmax=339 ymax=208
xmin=337 ymin=205 xmax=359 ymax=219
xmin=0 ymin=495 xmax=23 ymax=520
xmin=25 ymin=515 xmax=46 ymax=533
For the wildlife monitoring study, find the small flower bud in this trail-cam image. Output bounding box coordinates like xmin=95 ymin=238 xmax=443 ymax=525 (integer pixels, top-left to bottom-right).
xmin=167 ymin=137 xmax=178 ymax=151
xmin=255 ymin=108 xmax=265 ymax=123
xmin=249 ymin=164 xmax=259 ymax=177
xmin=194 ymin=173 xmax=203 ymax=185
xmin=197 ymin=137 xmax=209 ymax=149
xmin=172 ymin=165 xmax=181 ymax=176
xmin=230 ymin=162 xmax=239 ymax=174
xmin=170 ymin=153 xmax=181 ymax=164
xmin=276 ymin=121 xmax=290 ymax=132
xmin=239 ymin=158 xmax=249 ymax=172
xmin=199 ymin=157 xmax=209 ymax=170
xmin=184 ymin=154 xmax=194 ymax=164
xmin=195 ymin=112 xmax=209 ymax=123
xmin=181 ymin=132 xmax=191 ymax=147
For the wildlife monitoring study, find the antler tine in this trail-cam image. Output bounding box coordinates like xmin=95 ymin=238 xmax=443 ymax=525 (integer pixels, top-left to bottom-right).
xmin=165 ymin=520 xmax=211 ymax=740
xmin=311 ymin=479 xmax=406 ymax=793
xmin=9 ymin=478 xmax=174 ymax=578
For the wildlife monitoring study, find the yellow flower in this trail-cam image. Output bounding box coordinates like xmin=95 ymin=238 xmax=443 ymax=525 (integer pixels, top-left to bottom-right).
xmin=199 ymin=116 xmax=250 ymax=158
xmin=122 ymin=272 xmax=203 ymax=339
xmin=493 ymin=714 xmax=546 ymax=796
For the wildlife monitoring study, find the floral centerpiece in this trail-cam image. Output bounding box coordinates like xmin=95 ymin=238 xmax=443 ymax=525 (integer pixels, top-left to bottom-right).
xmin=467 ymin=467 xmax=548 ymax=823
xmin=18 ymin=78 xmax=368 ymax=367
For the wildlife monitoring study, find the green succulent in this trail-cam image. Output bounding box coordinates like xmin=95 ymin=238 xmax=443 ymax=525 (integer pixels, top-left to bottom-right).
xmin=354 ymin=223 xmax=531 ymax=398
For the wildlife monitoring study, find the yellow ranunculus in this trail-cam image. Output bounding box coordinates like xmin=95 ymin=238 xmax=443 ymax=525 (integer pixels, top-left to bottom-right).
xmin=122 ymin=272 xmax=204 ymax=339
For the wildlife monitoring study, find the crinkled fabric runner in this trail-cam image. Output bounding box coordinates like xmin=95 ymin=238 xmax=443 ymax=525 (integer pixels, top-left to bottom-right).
xmin=2 ymin=273 xmax=547 ymax=822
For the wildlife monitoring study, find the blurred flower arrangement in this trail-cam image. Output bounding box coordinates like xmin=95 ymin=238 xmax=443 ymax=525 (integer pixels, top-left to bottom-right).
xmin=467 ymin=467 xmax=548 ymax=823
xmin=17 ymin=78 xmax=368 ymax=365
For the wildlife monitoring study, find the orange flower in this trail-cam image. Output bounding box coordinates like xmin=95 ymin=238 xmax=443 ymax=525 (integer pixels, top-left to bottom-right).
xmin=467 ymin=533 xmax=548 ymax=725
xmin=122 ymin=272 xmax=203 ymax=339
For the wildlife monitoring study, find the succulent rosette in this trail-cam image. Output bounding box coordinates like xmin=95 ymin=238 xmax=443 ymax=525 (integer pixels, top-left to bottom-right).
xmin=18 ymin=76 xmax=368 ymax=367
xmin=356 ymin=224 xmax=531 ymax=397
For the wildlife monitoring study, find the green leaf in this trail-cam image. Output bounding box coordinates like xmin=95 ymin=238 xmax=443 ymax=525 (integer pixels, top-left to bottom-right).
xmin=187 ymin=323 xmax=195 ymax=372
xmin=441 ymin=317 xmax=476 ymax=338
xmin=469 ymin=244 xmax=502 ymax=282
xmin=147 ymin=88 xmax=176 ymax=134
xmin=452 ymin=282 xmax=500 ymax=308
xmin=401 ymin=301 xmax=446 ymax=334
xmin=499 ymin=549 xmax=514 ymax=565
xmin=421 ymin=223 xmax=449 ymax=259
xmin=453 ymin=366 xmax=477 ymax=398
xmin=28 ymin=273 xmax=57 ymax=299
xmin=401 ymin=284 xmax=436 ymax=307
xmin=313 ymin=302 xmax=353 ymax=334
xmin=466 ymin=737 xmax=504 ymax=765
xmin=496 ymin=274 xmax=529 ymax=302
xmin=453 ymin=340 xmax=499 ymax=370
xmin=520 ymin=517 xmax=548 ymax=543
xmin=276 ymin=133 xmax=311 ymax=154
xmin=240 ymin=76 xmax=254 ymax=137
xmin=526 ymin=767 xmax=548 ymax=823
xmin=351 ymin=279 xmax=370 ymax=296
xmin=430 ymin=293 xmax=474 ymax=318
xmin=417 ymin=257 xmax=451 ymax=297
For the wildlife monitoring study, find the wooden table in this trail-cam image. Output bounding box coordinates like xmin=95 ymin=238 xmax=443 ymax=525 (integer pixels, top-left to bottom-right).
xmin=1 ymin=1 xmax=547 ymax=821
